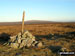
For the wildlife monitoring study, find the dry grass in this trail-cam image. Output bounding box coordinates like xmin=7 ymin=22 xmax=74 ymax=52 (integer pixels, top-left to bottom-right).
xmin=0 ymin=23 xmax=75 ymax=56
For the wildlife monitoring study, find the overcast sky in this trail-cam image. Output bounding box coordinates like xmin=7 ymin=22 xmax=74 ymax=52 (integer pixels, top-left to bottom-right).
xmin=0 ymin=0 xmax=75 ymax=22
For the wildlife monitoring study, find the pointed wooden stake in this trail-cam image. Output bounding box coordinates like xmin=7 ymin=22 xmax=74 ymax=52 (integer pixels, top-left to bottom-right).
xmin=22 ymin=11 xmax=25 ymax=34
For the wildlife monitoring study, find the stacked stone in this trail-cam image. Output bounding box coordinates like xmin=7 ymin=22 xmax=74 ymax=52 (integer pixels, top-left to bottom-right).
xmin=6 ymin=31 xmax=42 ymax=49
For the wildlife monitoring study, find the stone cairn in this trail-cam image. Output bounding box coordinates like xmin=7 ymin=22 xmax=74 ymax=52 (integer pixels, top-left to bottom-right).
xmin=4 ymin=11 xmax=43 ymax=49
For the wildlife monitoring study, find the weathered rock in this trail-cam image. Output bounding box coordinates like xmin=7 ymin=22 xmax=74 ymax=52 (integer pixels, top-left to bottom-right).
xmin=22 ymin=34 xmax=26 ymax=38
xmin=17 ymin=38 xmax=21 ymax=43
xmin=32 ymin=36 xmax=35 ymax=41
xmin=14 ymin=37 xmax=18 ymax=43
xmin=32 ymin=41 xmax=38 ymax=47
xmin=26 ymin=38 xmax=33 ymax=47
xmin=10 ymin=43 xmax=19 ymax=49
xmin=19 ymin=40 xmax=26 ymax=48
xmin=10 ymin=36 xmax=16 ymax=42
xmin=37 ymin=42 xmax=43 ymax=48
xmin=6 ymin=30 xmax=43 ymax=49
xmin=21 ymin=40 xmax=26 ymax=46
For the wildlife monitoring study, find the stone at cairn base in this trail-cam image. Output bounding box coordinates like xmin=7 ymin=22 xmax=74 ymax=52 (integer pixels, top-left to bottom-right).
xmin=5 ymin=30 xmax=43 ymax=49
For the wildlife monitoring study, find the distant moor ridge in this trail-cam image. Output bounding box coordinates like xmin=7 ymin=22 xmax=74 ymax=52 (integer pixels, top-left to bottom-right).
xmin=0 ymin=20 xmax=75 ymax=25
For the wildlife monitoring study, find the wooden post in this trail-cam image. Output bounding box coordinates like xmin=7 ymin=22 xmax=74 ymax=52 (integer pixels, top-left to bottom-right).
xmin=22 ymin=11 xmax=25 ymax=34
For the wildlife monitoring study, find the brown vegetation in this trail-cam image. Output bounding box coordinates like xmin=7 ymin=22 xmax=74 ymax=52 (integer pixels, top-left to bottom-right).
xmin=0 ymin=23 xmax=75 ymax=56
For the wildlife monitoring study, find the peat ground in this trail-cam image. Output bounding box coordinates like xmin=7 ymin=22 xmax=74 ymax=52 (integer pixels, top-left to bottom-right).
xmin=0 ymin=23 xmax=75 ymax=56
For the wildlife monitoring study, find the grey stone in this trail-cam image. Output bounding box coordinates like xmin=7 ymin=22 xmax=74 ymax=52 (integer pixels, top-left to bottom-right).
xmin=23 ymin=31 xmax=29 ymax=35
xmin=26 ymin=38 xmax=33 ymax=47
xmin=21 ymin=37 xmax=26 ymax=40
xmin=32 ymin=41 xmax=38 ymax=47
xmin=22 ymin=34 xmax=26 ymax=38
xmin=27 ymin=33 xmax=33 ymax=38
xmin=37 ymin=42 xmax=43 ymax=48
xmin=10 ymin=36 xmax=16 ymax=42
xmin=19 ymin=40 xmax=26 ymax=48
xmin=14 ymin=37 xmax=18 ymax=43
xmin=31 ymin=36 xmax=35 ymax=41
xmin=6 ymin=30 xmax=43 ymax=49
xmin=17 ymin=38 xmax=21 ymax=43
xmin=10 ymin=43 xmax=19 ymax=49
